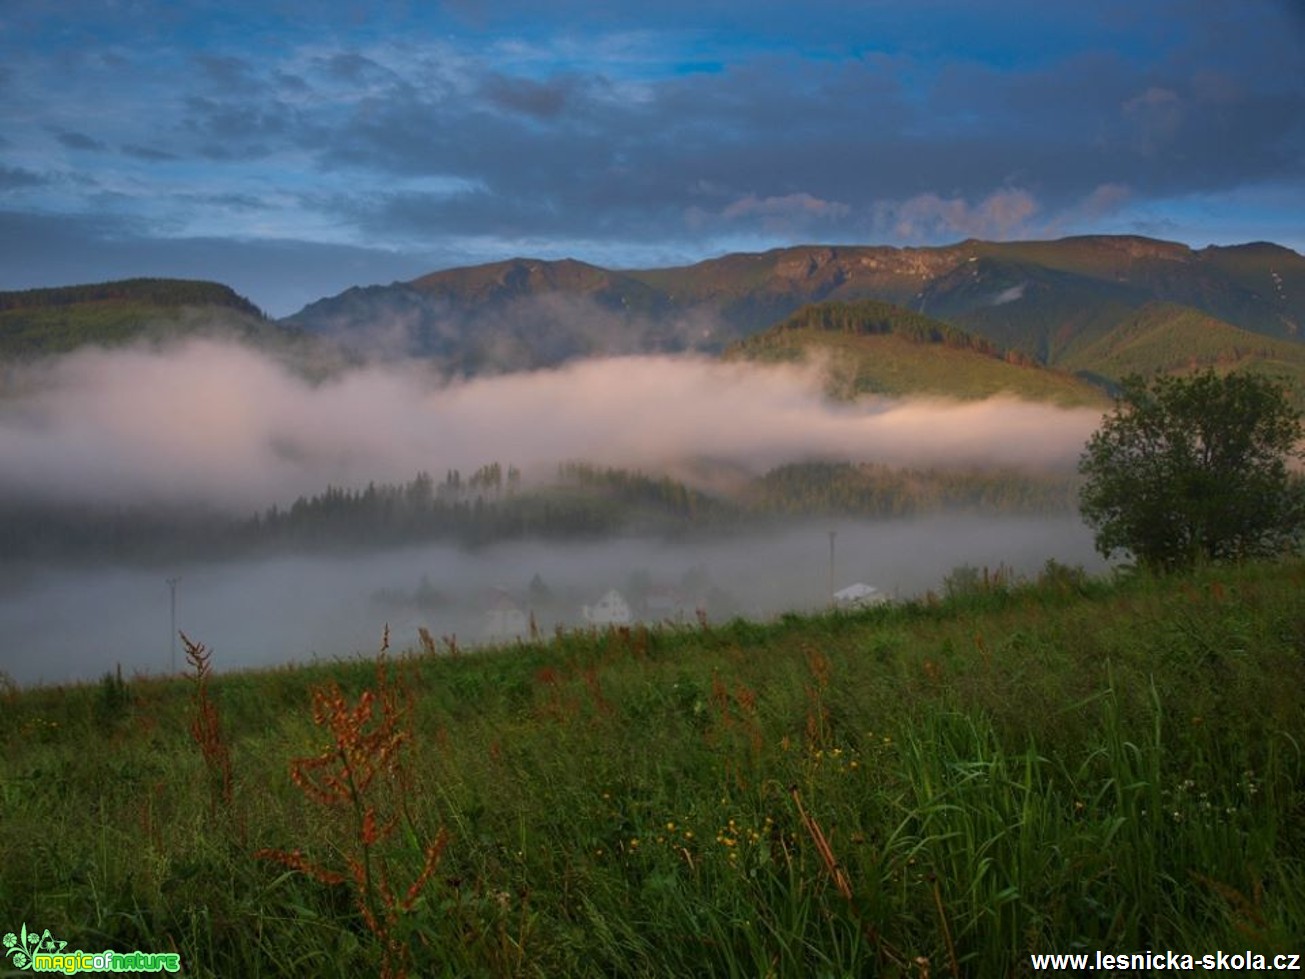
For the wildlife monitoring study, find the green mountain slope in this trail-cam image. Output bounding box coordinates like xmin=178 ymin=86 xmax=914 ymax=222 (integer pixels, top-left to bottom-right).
xmin=1060 ymin=302 xmax=1305 ymax=407
xmin=728 ymin=299 xmax=1110 ymax=406
xmin=0 ymin=278 xmax=274 ymax=358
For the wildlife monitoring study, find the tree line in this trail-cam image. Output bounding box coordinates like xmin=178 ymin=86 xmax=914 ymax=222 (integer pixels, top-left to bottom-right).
xmin=0 ymin=460 xmax=1081 ymax=564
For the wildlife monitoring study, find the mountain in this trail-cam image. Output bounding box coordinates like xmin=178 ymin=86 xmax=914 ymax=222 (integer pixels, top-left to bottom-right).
xmin=10 ymin=236 xmax=1303 ymax=405
xmin=284 ymin=257 xmax=694 ymax=373
xmin=0 ymin=278 xmax=280 ymax=359
xmin=727 ymin=299 xmax=1110 ymax=407
xmin=284 ymin=235 xmax=1305 ymax=385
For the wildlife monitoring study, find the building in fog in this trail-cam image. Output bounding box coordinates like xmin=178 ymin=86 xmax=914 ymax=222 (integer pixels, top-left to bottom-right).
xmin=833 ymin=582 xmax=889 ymax=609
xmin=582 ymin=588 xmax=632 ymax=626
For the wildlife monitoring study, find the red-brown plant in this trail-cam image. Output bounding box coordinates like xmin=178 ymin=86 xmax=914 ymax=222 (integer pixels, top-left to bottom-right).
xmin=257 ymin=637 xmax=447 ymax=979
xmin=183 ymin=632 xmax=233 ymax=816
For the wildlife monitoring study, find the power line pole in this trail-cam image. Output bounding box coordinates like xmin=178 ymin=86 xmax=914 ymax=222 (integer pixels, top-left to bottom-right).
xmin=166 ymin=577 xmax=181 ymax=673
xmin=827 ymin=530 xmax=837 ymax=607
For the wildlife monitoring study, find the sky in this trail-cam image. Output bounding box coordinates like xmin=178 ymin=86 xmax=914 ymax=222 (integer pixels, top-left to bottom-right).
xmin=1 ymin=0 xmax=1303 ymax=317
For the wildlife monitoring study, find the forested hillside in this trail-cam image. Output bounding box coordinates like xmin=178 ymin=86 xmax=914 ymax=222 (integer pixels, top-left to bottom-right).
xmin=0 ymin=278 xmax=277 ymax=358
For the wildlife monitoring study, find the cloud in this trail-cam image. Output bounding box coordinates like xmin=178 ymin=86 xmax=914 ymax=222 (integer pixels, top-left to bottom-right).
xmin=718 ymin=192 xmax=851 ymax=232
xmin=0 ymin=338 xmax=1102 ymax=511
xmin=875 ymin=188 xmax=1040 ymax=241
xmin=1122 ymin=86 xmax=1183 ymax=157
xmin=2 ymin=0 xmax=1303 ymax=315
xmin=53 ymin=129 xmax=107 ymax=151
xmin=0 ymin=166 xmax=47 ymax=190
xmin=1079 ymin=182 xmax=1132 ymax=219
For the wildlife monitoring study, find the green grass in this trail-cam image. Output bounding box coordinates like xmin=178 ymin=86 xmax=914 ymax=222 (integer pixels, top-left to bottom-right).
xmin=2 ymin=557 xmax=1303 ymax=976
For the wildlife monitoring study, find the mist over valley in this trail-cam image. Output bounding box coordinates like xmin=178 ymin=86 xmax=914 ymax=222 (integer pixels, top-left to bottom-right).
xmin=0 ymin=322 xmax=1110 ymax=685
xmin=0 ymin=512 xmax=1103 ymax=687
xmin=5 ymin=231 xmax=1305 ymax=686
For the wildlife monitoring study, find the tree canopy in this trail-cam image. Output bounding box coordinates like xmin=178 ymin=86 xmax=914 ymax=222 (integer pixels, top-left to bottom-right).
xmin=1078 ymin=370 xmax=1304 ymax=571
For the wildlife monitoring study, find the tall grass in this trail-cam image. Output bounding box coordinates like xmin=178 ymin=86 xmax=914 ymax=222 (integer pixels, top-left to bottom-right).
xmin=1 ymin=558 xmax=1302 ymax=975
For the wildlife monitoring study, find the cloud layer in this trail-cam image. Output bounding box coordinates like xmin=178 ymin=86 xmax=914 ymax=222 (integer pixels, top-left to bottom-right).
xmin=0 ymin=339 xmax=1102 ymax=510
xmin=0 ymin=1 xmax=1302 ymax=314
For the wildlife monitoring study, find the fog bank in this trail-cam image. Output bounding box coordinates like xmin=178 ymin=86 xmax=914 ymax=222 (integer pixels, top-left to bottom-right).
xmin=0 ymin=514 xmax=1103 ymax=687
xmin=0 ymin=339 xmax=1103 ymax=509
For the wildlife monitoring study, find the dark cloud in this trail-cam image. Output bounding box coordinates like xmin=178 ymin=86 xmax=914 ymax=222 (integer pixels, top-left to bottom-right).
xmin=480 ymin=73 xmax=582 ymax=119
xmin=194 ymin=52 xmax=261 ymax=92
xmin=53 ymin=129 xmax=106 ymax=151
xmin=120 ymin=143 xmax=179 ymax=161
xmin=0 ymin=166 xmax=47 ymax=190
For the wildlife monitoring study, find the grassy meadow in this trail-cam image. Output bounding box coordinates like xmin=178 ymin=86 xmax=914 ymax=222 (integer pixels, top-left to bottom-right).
xmin=1 ymin=557 xmax=1303 ymax=976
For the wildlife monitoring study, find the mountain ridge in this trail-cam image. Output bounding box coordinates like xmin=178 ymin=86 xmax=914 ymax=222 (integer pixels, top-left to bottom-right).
xmin=4 ymin=235 xmax=1303 ymax=406
xmin=281 ymin=233 xmax=1305 ymax=389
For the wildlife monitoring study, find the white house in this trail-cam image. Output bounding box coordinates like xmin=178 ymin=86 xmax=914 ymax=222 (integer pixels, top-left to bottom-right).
xmin=833 ymin=582 xmax=889 ymax=609
xmin=582 ymin=588 xmax=632 ymax=626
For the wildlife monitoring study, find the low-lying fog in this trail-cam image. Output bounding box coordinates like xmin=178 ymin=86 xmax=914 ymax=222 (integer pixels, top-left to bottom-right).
xmin=0 ymin=514 xmax=1104 ymax=686
xmin=0 ymin=339 xmax=1101 ymax=508
xmin=0 ymin=335 xmax=1112 ymax=686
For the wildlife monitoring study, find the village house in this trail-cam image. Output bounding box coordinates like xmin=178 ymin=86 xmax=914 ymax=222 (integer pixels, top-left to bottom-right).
xmin=582 ymin=588 xmax=632 ymax=626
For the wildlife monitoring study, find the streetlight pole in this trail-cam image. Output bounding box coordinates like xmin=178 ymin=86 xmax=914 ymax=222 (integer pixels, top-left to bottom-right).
xmin=166 ymin=577 xmax=181 ymax=673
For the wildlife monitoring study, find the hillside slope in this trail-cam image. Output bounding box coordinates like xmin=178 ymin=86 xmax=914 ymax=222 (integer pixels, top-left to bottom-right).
xmin=1059 ymin=301 xmax=1305 ymax=406
xmin=0 ymin=278 xmax=276 ymax=358
xmin=728 ymin=299 xmax=1110 ymax=406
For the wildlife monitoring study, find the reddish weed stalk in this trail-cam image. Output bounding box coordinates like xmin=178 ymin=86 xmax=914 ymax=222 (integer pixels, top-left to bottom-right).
xmin=804 ymin=645 xmax=832 ymax=748
xmin=182 ymin=633 xmax=233 ymax=816
xmin=257 ymin=638 xmax=447 ymax=979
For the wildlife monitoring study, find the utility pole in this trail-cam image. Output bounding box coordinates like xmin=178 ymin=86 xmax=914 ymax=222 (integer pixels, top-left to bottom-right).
xmin=827 ymin=530 xmax=837 ymax=607
xmin=167 ymin=577 xmax=181 ymax=673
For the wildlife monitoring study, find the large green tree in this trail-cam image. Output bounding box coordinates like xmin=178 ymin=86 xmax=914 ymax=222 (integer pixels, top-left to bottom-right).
xmin=1078 ymin=370 xmax=1304 ymax=571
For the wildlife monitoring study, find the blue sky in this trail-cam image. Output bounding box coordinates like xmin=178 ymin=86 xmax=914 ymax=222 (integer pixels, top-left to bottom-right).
xmin=1 ymin=0 xmax=1302 ymax=316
